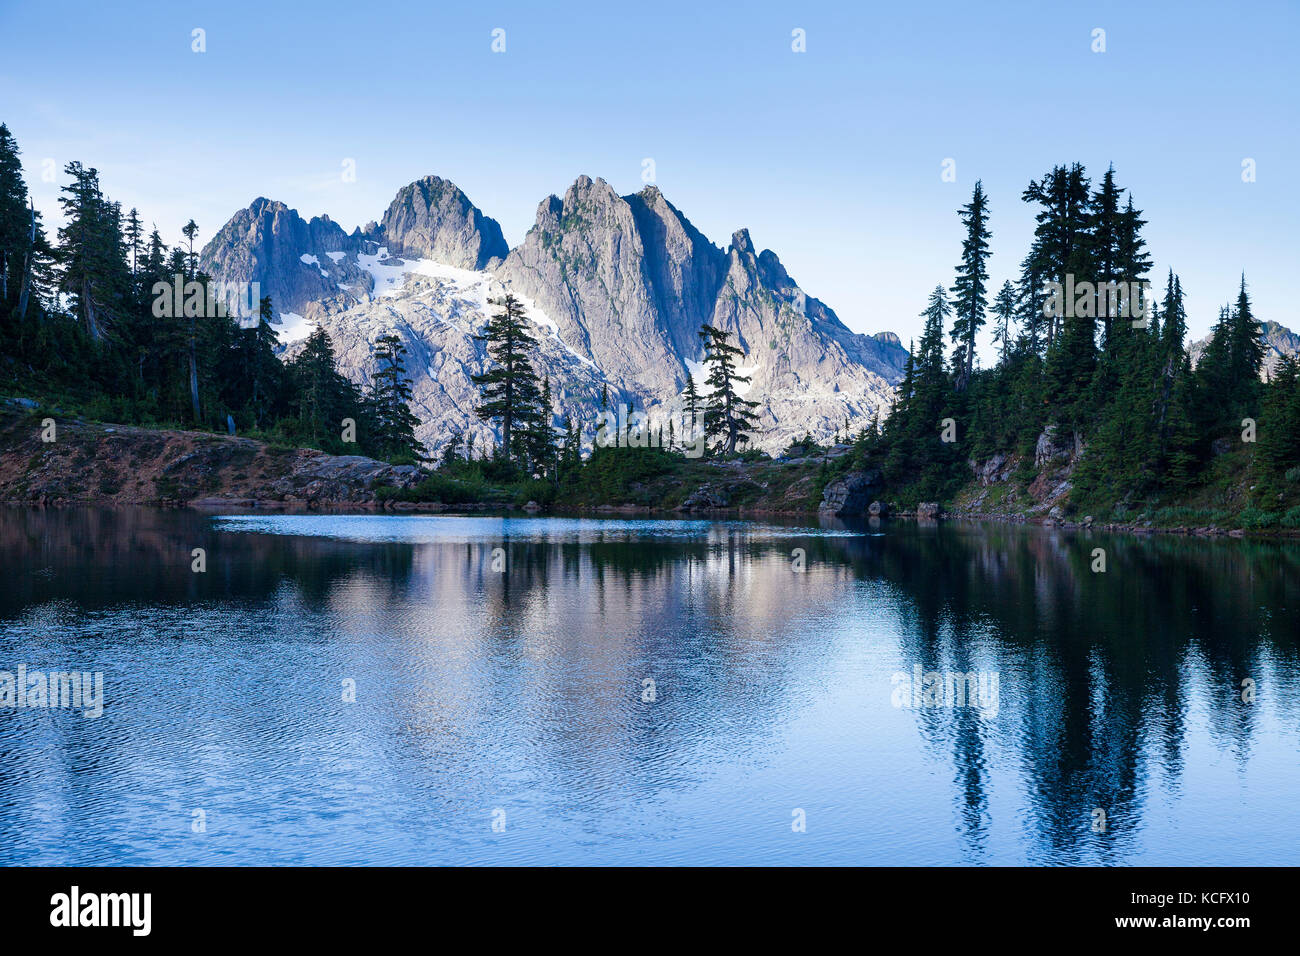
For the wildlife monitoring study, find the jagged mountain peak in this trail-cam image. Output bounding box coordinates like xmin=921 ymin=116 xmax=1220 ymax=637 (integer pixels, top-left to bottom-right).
xmin=729 ymin=228 xmax=756 ymax=257
xmin=246 ymin=196 xmax=284 ymax=213
xmin=566 ymin=173 xmax=609 ymax=194
xmin=377 ymin=175 xmax=508 ymax=270
xmin=199 ymin=197 xmax=361 ymax=321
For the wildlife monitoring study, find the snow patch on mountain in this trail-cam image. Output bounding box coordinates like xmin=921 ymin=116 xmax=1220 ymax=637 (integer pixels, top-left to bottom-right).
xmin=298 ymin=253 xmax=330 ymax=279
xmin=277 ymin=266 xmax=610 ymax=458
xmin=275 ymin=311 xmax=315 ymax=345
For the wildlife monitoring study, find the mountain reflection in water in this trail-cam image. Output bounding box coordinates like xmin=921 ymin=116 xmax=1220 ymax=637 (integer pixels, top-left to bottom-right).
xmin=0 ymin=508 xmax=1296 ymax=865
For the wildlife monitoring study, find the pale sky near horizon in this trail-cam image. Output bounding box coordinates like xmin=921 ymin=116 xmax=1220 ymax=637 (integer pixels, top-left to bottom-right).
xmin=1 ymin=0 xmax=1295 ymax=359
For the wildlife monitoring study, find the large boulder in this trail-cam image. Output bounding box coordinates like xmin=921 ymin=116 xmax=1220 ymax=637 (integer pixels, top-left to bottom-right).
xmin=271 ymin=454 xmax=423 ymax=503
xmin=917 ymin=502 xmax=942 ymax=520
xmin=819 ymin=469 xmax=882 ymax=516
xmin=678 ymin=484 xmax=730 ymax=511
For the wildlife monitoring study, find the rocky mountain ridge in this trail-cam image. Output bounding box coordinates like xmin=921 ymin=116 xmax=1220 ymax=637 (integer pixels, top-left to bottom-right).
xmin=200 ymin=173 xmax=908 ymax=456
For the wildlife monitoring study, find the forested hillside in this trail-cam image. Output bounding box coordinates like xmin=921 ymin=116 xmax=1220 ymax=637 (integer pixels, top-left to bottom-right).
xmin=0 ymin=124 xmax=424 ymax=464
xmin=849 ymin=163 xmax=1300 ymax=526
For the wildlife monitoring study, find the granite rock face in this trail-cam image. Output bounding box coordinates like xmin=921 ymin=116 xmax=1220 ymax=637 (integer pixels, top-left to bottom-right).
xmin=1034 ymin=425 xmax=1080 ymax=468
xmin=199 ymin=198 xmax=370 ymax=320
xmin=202 ymin=174 xmax=911 ymax=457
xmin=496 ymin=177 xmax=680 ymax=397
xmin=495 ymin=176 xmax=909 ymax=449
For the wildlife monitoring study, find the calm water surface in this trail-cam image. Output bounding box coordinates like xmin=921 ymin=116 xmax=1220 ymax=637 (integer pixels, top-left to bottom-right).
xmin=1 ymin=508 xmax=1297 ymax=865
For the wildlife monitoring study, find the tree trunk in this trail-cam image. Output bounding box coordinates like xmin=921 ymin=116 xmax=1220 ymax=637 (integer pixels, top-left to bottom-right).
xmin=82 ymin=275 xmax=104 ymax=342
xmin=188 ymin=339 xmax=201 ymax=421
xmin=16 ymin=200 xmax=35 ymax=320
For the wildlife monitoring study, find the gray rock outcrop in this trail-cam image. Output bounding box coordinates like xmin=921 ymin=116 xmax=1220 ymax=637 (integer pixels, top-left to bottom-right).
xmin=819 ymin=469 xmax=883 ymax=516
xmin=269 ymin=455 xmax=422 ymax=503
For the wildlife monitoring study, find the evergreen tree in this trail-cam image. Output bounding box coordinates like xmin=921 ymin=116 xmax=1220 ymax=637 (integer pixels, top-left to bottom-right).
xmin=1259 ymin=356 xmax=1300 ymax=482
xmin=698 ymin=324 xmax=760 ymax=455
xmin=914 ymin=287 xmax=951 ymax=412
xmin=124 ymin=207 xmax=143 ymax=278
xmin=181 ymin=219 xmax=200 ymax=277
xmin=440 ymin=428 xmax=465 ymax=467
xmin=0 ymin=123 xmax=32 ymax=310
xmin=288 ymin=327 xmax=363 ymax=449
xmin=224 ymin=295 xmax=284 ymax=430
xmin=57 ymin=162 xmax=131 ymax=343
xmin=558 ymin=409 xmax=582 ymax=478
xmin=1089 ymin=164 xmax=1124 ymax=349
xmin=989 ymin=280 xmax=1017 ymax=366
xmin=367 ymin=332 xmax=425 ymax=462
xmin=882 ymin=286 xmax=964 ymax=497
xmin=522 ymin=374 xmax=560 ymax=478
xmin=682 ymin=372 xmax=700 ymax=429
xmin=1226 ymin=274 xmax=1266 ymax=406
xmin=141 ymin=227 xmax=167 ymax=281
xmin=1157 ymin=271 xmax=1185 ymax=361
xmin=949 ymin=180 xmax=991 ymax=391
xmin=472 ymin=294 xmax=542 ymax=463
xmin=1192 ymin=276 xmax=1265 ymax=445
xmin=1043 ymin=305 xmax=1097 ymax=432
xmin=1019 ymin=164 xmax=1093 ymax=351
xmin=1116 ymin=195 xmax=1152 ymax=321
xmin=0 ymin=124 xmax=53 ymax=359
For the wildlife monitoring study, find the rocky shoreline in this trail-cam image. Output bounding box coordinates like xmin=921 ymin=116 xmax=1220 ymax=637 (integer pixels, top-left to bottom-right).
xmin=3 ymin=403 xmax=1295 ymax=538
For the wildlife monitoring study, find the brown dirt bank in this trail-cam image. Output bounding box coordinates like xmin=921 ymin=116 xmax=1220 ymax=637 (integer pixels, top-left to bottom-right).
xmin=0 ymin=401 xmax=422 ymax=507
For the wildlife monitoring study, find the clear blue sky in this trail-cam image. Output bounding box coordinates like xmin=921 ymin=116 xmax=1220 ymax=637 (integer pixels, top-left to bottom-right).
xmin=1 ymin=0 xmax=1295 ymax=355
